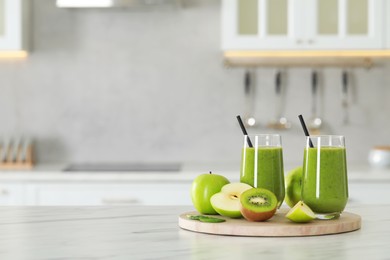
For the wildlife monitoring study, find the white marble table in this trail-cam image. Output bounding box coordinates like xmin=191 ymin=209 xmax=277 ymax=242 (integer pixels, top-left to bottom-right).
xmin=0 ymin=205 xmax=389 ymax=259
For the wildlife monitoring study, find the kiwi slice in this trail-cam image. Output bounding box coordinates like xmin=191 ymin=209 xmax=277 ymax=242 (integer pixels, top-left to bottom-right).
xmin=186 ymin=215 xmax=226 ymax=223
xmin=198 ymin=216 xmax=226 ymax=223
xmin=240 ymin=188 xmax=278 ymax=221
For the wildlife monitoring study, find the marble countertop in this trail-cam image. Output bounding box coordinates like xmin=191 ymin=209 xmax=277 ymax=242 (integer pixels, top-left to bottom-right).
xmin=0 ymin=163 xmax=389 ymax=183
xmin=0 ymin=204 xmax=388 ymax=259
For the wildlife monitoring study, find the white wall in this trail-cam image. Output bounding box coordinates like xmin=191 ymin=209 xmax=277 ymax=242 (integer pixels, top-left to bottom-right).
xmin=0 ymin=0 xmax=389 ymax=168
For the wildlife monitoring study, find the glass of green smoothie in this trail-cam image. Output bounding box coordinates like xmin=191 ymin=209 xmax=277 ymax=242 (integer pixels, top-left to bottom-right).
xmin=302 ymin=135 xmax=348 ymax=220
xmin=240 ymin=134 xmax=285 ymax=208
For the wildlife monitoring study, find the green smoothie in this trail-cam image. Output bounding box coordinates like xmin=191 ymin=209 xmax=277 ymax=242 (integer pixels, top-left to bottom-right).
xmin=302 ymin=147 xmax=348 ymax=214
xmin=240 ymin=147 xmax=285 ymax=206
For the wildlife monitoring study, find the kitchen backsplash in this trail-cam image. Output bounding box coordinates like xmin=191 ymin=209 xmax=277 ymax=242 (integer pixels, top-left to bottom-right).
xmin=0 ymin=0 xmax=389 ymax=166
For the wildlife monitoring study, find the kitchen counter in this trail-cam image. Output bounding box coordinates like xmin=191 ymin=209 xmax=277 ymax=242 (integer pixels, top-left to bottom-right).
xmin=0 ymin=163 xmax=389 ymax=183
xmin=0 ymin=163 xmax=389 ymax=206
xmin=0 ymin=204 xmax=389 ymax=259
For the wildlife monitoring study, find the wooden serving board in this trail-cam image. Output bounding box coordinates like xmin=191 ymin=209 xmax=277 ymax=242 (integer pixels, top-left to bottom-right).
xmin=178 ymin=209 xmax=361 ymax=237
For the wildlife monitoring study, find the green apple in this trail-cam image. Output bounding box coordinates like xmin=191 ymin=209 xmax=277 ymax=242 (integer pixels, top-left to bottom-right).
xmin=286 ymin=201 xmax=316 ymax=223
xmin=210 ymin=182 xmax=252 ymax=218
xmin=285 ymin=166 xmax=303 ymax=208
xmin=191 ymin=172 xmax=230 ymax=214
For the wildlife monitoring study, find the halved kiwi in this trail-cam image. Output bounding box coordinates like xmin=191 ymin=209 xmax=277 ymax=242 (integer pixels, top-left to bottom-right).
xmin=240 ymin=188 xmax=278 ymax=222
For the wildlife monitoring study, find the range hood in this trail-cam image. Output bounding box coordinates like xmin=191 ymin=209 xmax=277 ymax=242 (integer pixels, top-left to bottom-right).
xmin=56 ymin=0 xmax=181 ymax=8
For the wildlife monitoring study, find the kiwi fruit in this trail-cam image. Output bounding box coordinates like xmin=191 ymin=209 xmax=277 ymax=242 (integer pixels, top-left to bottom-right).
xmin=186 ymin=215 xmax=226 ymax=223
xmin=240 ymin=188 xmax=278 ymax=222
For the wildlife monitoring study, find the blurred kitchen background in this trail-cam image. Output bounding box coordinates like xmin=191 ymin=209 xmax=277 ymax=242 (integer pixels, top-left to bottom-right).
xmin=1 ymin=0 xmax=389 ymax=167
xmin=1 ymin=0 xmax=390 ymax=206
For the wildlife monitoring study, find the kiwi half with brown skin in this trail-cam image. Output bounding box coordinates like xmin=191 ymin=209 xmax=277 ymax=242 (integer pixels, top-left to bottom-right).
xmin=240 ymin=188 xmax=278 ymax=222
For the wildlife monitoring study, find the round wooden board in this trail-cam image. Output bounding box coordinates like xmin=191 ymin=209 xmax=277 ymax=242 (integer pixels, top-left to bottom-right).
xmin=178 ymin=209 xmax=361 ymax=237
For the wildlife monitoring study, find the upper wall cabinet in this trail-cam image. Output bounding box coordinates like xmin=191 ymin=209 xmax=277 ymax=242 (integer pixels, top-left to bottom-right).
xmin=0 ymin=0 xmax=29 ymax=52
xmin=222 ymin=0 xmax=384 ymax=50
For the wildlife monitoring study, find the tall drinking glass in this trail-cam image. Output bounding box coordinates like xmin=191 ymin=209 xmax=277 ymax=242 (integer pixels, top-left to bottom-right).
xmin=302 ymin=135 xmax=349 ymax=219
xmin=240 ymin=134 xmax=285 ymax=208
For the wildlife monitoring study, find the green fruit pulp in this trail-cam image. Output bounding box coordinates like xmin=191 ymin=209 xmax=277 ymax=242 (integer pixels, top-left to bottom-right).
xmin=302 ymin=147 xmax=348 ymax=214
xmin=240 ymin=188 xmax=277 ymax=212
xmin=240 ymin=147 xmax=285 ymax=207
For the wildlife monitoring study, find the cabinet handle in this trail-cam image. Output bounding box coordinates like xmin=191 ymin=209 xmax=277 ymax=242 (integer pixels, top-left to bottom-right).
xmin=296 ymin=39 xmax=303 ymax=44
xmin=307 ymin=39 xmax=315 ymax=44
xmin=0 ymin=188 xmax=9 ymax=196
xmin=101 ymin=198 xmax=141 ymax=205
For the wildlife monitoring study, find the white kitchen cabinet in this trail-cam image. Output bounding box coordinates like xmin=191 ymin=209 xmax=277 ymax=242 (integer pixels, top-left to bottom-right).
xmin=348 ymin=182 xmax=390 ymax=205
xmin=222 ymin=0 xmax=301 ymax=50
xmin=23 ymin=182 xmax=192 ymax=206
xmin=0 ymin=0 xmax=29 ymax=51
xmin=0 ymin=183 xmax=25 ymax=205
xmin=222 ymin=0 xmax=384 ymax=50
xmin=387 ymin=0 xmax=390 ymax=48
xmin=12 ymin=181 xmax=390 ymax=206
xmin=0 ymin=168 xmax=389 ymax=206
xmin=4 ymin=180 xmax=388 ymax=206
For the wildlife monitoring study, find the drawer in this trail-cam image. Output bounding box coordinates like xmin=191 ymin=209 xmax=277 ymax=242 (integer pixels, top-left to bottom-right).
xmin=0 ymin=184 xmax=25 ymax=205
xmin=27 ymin=183 xmax=192 ymax=206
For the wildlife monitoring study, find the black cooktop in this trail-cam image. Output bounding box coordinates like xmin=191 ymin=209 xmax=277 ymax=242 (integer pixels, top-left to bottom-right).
xmin=63 ymin=163 xmax=182 ymax=172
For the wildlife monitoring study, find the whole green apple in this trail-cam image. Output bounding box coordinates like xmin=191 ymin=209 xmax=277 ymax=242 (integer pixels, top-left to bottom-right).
xmin=285 ymin=166 xmax=303 ymax=208
xmin=191 ymin=172 xmax=230 ymax=214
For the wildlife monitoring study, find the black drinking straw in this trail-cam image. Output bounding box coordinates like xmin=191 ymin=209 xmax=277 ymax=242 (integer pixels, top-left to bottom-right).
xmin=298 ymin=114 xmax=314 ymax=148
xmin=236 ymin=115 xmax=253 ymax=148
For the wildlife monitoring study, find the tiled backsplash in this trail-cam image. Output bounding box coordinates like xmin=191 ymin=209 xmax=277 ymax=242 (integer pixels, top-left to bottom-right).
xmin=0 ymin=0 xmax=389 ymax=167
